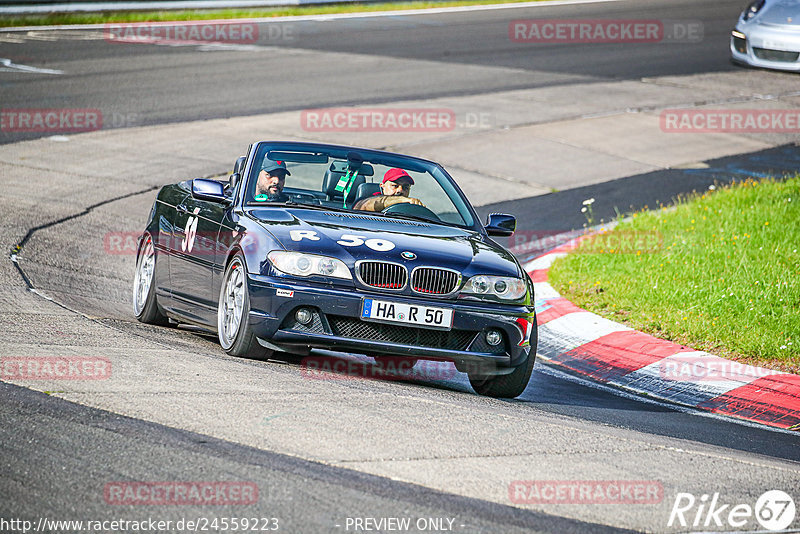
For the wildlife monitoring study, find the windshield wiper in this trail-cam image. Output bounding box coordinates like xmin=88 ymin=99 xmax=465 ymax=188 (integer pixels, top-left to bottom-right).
xmin=292 ymin=203 xmax=351 ymax=213
xmin=249 ymin=200 xmax=346 ymax=212
xmin=380 ymin=211 xmax=448 ymax=226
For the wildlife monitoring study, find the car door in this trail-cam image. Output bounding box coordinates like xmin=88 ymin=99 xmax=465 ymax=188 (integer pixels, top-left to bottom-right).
xmin=169 ymin=188 xmax=224 ymax=326
xmin=150 ymin=185 xmax=189 ymax=314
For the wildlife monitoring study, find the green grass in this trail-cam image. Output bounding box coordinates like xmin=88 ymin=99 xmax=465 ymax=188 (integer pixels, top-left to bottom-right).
xmin=548 ymin=176 xmax=800 ymax=373
xmin=0 ymin=0 xmax=544 ymax=28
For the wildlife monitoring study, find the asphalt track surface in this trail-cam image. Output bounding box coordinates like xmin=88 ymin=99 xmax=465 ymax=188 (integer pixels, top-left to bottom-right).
xmin=0 ymin=381 xmax=625 ymax=534
xmin=1 ymin=0 xmax=748 ymax=146
xmin=1 ymin=0 xmax=800 ymax=533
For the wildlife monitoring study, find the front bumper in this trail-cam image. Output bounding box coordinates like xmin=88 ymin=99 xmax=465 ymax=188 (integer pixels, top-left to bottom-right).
xmin=246 ymin=274 xmax=536 ymax=376
xmin=731 ymin=24 xmax=800 ymax=72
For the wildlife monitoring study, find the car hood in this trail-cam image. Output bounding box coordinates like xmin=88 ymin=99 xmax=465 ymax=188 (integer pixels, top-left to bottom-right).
xmin=753 ymin=0 xmax=800 ymax=27
xmin=247 ymin=207 xmax=522 ymax=278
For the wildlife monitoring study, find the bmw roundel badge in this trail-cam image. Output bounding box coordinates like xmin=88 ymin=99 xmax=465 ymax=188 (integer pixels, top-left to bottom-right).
xmin=401 ymin=251 xmax=416 ymax=260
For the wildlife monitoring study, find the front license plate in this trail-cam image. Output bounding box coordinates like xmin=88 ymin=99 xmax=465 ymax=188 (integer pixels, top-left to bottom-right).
xmin=762 ymin=41 xmax=788 ymax=50
xmin=361 ymin=299 xmax=453 ymax=330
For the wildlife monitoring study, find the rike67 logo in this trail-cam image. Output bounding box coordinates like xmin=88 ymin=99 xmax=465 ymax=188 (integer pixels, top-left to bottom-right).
xmin=668 ymin=490 xmax=795 ymax=531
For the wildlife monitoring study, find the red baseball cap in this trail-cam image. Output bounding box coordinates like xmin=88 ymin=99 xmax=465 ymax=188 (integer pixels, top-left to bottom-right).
xmin=382 ymin=168 xmax=414 ymax=185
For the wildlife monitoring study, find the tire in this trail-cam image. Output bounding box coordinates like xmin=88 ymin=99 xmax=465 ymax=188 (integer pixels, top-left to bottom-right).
xmin=133 ymin=233 xmax=170 ymax=325
xmin=469 ymin=317 xmax=537 ymax=398
xmin=217 ymin=253 xmax=272 ymax=359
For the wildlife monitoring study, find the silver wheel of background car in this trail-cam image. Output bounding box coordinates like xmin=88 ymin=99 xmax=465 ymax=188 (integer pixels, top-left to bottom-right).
xmin=219 ymin=257 xmax=245 ymax=350
xmin=133 ymin=233 xmax=169 ymax=325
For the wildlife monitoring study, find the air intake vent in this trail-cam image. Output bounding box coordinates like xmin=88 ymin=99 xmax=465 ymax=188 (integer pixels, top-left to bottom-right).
xmin=329 ymin=316 xmax=475 ymax=350
xmin=411 ymin=267 xmax=460 ymax=295
xmin=753 ymin=47 xmax=799 ymax=62
xmin=357 ymin=261 xmax=407 ymax=290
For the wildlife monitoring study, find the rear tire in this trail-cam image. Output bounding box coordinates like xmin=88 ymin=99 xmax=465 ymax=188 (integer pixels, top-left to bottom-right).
xmin=133 ymin=233 xmax=169 ymax=325
xmin=218 ymin=253 xmax=272 ymax=359
xmin=469 ymin=317 xmax=537 ymax=398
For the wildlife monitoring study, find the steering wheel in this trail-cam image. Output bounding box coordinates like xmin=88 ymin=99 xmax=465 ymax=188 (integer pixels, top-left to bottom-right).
xmin=288 ymin=192 xmax=321 ymax=205
xmin=382 ymin=202 xmax=441 ymax=222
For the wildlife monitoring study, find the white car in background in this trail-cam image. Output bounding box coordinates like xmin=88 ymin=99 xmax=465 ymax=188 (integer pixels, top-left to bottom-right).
xmin=731 ymin=0 xmax=800 ymax=72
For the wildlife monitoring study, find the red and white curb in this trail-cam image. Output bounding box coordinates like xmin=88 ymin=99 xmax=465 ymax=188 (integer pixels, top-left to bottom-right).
xmin=526 ymin=240 xmax=800 ymax=431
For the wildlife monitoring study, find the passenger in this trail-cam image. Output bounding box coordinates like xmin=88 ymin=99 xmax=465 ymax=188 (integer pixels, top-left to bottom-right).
xmin=353 ymin=168 xmax=424 ymax=211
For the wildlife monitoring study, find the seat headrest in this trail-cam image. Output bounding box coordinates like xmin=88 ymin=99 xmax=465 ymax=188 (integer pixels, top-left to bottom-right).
xmin=353 ymin=183 xmax=381 ymax=205
xmin=322 ymin=167 xmax=365 ymax=204
xmin=322 ymin=168 xmax=342 ymax=198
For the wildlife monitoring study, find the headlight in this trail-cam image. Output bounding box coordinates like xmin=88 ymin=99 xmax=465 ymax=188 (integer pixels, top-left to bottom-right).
xmin=742 ymin=0 xmax=765 ymax=21
xmin=460 ymin=275 xmax=527 ymax=302
xmin=268 ymin=251 xmax=351 ymax=280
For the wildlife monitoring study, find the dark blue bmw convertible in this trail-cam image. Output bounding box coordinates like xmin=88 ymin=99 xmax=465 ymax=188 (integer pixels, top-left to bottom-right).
xmin=133 ymin=141 xmax=537 ymax=397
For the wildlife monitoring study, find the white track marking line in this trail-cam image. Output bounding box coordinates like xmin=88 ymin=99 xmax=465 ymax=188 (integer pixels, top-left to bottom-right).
xmin=0 ymin=58 xmax=63 ymax=75
xmin=532 ymin=281 xmax=560 ymax=300
xmin=525 ymin=251 xmax=568 ymax=272
xmin=540 ymin=311 xmax=633 ymax=352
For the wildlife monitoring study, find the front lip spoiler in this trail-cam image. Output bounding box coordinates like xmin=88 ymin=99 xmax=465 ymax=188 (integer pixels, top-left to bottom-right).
xmin=258 ymin=329 xmax=516 ymax=375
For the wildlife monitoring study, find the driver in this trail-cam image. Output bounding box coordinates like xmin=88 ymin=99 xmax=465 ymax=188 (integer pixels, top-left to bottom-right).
xmin=254 ymin=158 xmax=291 ymax=202
xmin=353 ymin=168 xmax=425 ymax=211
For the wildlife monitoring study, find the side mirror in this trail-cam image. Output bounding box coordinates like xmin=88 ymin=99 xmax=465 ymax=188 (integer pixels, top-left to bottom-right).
xmin=485 ymin=213 xmax=516 ymax=237
xmin=192 ymin=179 xmax=229 ymax=203
xmin=228 ymin=172 xmax=241 ymax=192
xmin=232 ymin=156 xmax=246 ymax=175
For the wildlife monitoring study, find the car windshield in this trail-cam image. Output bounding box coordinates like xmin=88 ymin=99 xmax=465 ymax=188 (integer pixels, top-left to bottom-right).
xmin=243 ymin=143 xmax=475 ymax=227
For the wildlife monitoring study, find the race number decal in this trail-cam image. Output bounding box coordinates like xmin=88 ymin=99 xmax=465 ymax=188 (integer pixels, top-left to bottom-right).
xmin=290 ymin=230 xmax=320 ymax=241
xmin=181 ymin=207 xmax=201 ymax=253
xmin=337 ymin=234 xmax=395 ymax=252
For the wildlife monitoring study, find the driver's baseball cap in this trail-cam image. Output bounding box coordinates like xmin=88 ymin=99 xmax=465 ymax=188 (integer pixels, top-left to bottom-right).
xmin=382 ymin=168 xmax=414 ymax=185
xmin=261 ymin=158 xmax=291 ymax=176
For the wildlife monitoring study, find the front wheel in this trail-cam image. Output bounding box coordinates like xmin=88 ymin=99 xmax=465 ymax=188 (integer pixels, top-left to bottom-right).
xmin=133 ymin=233 xmax=169 ymax=325
xmin=469 ymin=317 xmax=537 ymax=398
xmin=217 ymin=253 xmax=271 ymax=359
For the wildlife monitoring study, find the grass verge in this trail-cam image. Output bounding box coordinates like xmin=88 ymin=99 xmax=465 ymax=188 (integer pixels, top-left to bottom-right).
xmin=0 ymin=0 xmax=544 ymax=28
xmin=548 ymin=176 xmax=800 ymax=373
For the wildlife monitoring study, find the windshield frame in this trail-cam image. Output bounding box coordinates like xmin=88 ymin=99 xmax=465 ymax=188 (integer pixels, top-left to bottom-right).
xmin=238 ymin=141 xmax=482 ymax=231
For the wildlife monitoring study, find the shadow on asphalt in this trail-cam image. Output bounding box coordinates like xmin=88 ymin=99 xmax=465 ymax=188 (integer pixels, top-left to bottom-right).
xmin=260 ymin=349 xmax=800 ymax=464
xmin=514 ymin=364 xmax=800 ymax=463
